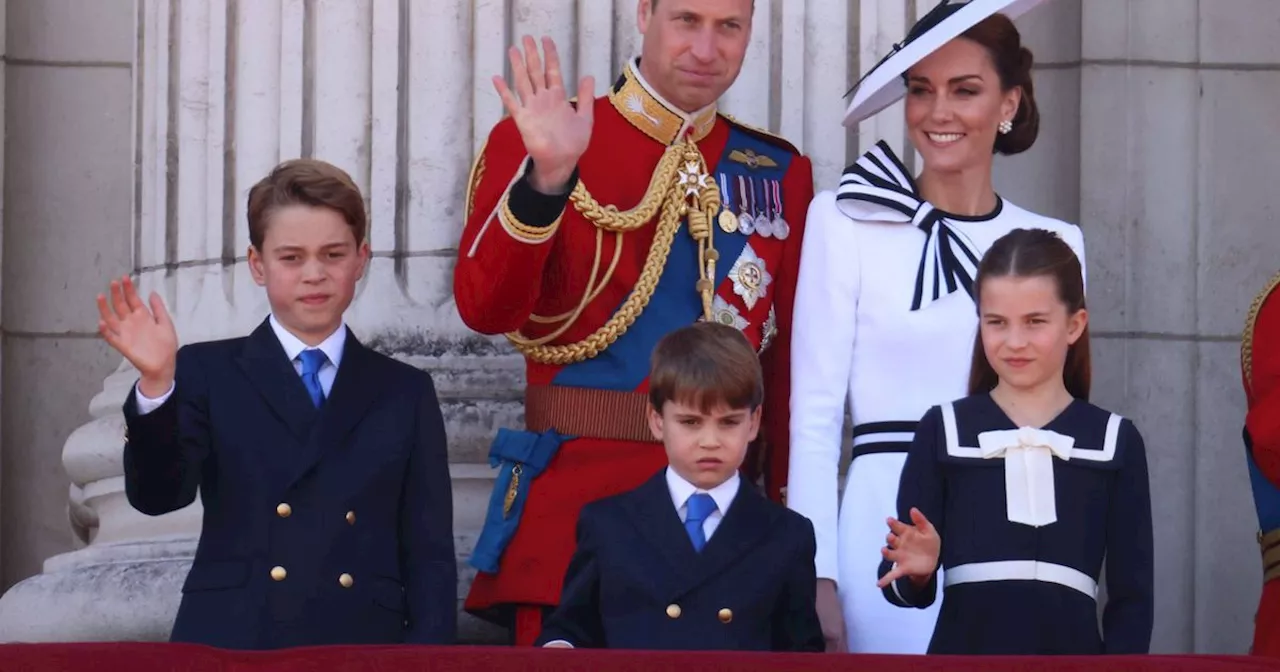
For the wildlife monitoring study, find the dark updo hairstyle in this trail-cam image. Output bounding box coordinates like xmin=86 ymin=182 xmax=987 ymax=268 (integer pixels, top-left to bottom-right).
xmin=967 ymin=228 xmax=1090 ymax=401
xmin=960 ymin=13 xmax=1040 ymax=155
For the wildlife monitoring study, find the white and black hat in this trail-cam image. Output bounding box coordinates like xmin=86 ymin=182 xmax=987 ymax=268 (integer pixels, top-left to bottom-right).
xmin=842 ymin=0 xmax=1052 ymax=127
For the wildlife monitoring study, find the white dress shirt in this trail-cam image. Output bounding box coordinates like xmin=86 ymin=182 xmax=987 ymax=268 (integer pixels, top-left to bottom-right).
xmin=133 ymin=314 xmax=347 ymax=415
xmin=664 ymin=466 xmax=739 ymax=542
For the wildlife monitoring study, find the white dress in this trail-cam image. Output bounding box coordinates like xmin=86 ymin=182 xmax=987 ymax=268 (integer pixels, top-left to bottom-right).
xmin=786 ymin=141 xmax=1086 ymax=654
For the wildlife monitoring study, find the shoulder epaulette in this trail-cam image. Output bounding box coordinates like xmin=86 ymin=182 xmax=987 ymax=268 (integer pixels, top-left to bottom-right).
xmin=719 ymin=113 xmax=802 ymax=156
xmin=463 ymin=137 xmax=489 ymax=223
xmin=1243 ymin=269 xmax=1280 ymax=393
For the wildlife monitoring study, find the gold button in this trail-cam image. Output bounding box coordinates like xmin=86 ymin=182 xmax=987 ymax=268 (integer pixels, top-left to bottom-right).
xmin=718 ymin=608 xmax=733 ymax=623
xmin=276 ymin=503 xmax=292 ymax=518
xmin=345 ymin=511 xmax=355 ymax=525
xmin=270 ymin=566 xmax=287 ymax=581
xmin=339 ymin=573 xmax=354 ymax=588
xmin=666 ymin=604 xmax=681 ymax=619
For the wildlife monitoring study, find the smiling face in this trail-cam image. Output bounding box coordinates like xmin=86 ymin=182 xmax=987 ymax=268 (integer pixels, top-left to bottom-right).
xmin=636 ymin=0 xmax=754 ymax=112
xmin=978 ymin=274 xmax=1088 ymax=394
xmin=248 ymin=204 xmax=369 ymax=346
xmin=904 ymin=36 xmax=1021 ymax=175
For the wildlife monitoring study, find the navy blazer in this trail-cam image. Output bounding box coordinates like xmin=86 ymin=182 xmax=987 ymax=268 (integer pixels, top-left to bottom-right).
xmin=122 ymin=318 xmax=456 ymax=650
xmin=535 ymin=469 xmax=823 ymax=652
xmin=878 ymin=394 xmax=1153 ymax=655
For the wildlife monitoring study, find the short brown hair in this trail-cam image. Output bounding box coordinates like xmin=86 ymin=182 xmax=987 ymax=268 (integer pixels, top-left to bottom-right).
xmin=648 ymin=322 xmax=764 ymax=413
xmin=245 ymin=158 xmax=367 ymax=249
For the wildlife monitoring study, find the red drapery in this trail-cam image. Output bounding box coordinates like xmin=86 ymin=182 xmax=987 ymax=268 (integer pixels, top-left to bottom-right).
xmin=0 ymin=643 xmax=1276 ymax=671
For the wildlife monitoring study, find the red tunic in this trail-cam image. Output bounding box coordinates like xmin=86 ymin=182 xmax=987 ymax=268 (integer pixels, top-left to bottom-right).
xmin=453 ymin=61 xmax=814 ymax=643
xmin=1245 ymin=271 xmax=1280 ymax=657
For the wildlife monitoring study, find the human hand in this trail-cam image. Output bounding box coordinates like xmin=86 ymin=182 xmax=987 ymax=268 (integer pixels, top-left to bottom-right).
xmin=815 ymin=578 xmax=847 ymax=653
xmin=96 ymin=275 xmax=178 ymax=397
xmin=492 ymin=35 xmax=595 ymax=194
xmin=876 ymin=507 xmax=940 ymax=589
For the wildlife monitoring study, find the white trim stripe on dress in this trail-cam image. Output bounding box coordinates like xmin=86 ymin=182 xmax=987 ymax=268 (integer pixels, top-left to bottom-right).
xmin=933 ymin=401 xmax=1118 ymax=600
xmin=940 ymin=402 xmax=1121 ymax=462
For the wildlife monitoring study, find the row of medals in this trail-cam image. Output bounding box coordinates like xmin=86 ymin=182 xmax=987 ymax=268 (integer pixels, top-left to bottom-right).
xmin=715 ymin=177 xmax=791 ymax=240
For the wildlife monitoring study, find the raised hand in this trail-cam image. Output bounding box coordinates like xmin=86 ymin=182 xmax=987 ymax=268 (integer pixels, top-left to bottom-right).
xmin=96 ymin=275 xmax=178 ymax=397
xmin=493 ymin=35 xmax=595 ymax=194
xmin=876 ymin=507 xmax=941 ymax=589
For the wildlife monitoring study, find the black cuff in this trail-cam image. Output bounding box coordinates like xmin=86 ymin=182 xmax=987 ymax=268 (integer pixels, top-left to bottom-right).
xmin=123 ymin=385 xmax=180 ymax=450
xmin=892 ymin=572 xmax=937 ymax=608
xmin=508 ymin=159 xmax=579 ymax=228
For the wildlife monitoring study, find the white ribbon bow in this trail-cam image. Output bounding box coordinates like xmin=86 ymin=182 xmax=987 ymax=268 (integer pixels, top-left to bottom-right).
xmin=977 ymin=426 xmax=1076 ymax=528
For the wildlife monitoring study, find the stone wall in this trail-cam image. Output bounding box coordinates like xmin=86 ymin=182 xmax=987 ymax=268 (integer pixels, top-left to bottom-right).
xmin=0 ymin=0 xmax=1275 ymax=654
xmin=0 ymin=0 xmax=135 ymax=586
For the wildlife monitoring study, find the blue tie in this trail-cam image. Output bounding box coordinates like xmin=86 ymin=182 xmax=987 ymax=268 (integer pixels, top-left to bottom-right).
xmin=297 ymin=349 xmax=328 ymax=408
xmin=684 ymin=493 xmax=717 ymax=552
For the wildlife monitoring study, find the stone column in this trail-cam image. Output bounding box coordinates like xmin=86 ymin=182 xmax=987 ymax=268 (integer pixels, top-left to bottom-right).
xmin=0 ymin=0 xmax=6 ymax=582
xmin=1078 ymin=0 xmax=1280 ymax=654
xmin=0 ymin=0 xmax=1188 ymax=647
xmin=0 ymin=0 xmax=136 ymax=633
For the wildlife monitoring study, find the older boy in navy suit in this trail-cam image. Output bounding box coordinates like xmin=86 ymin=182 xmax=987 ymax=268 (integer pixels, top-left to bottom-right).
xmin=95 ymin=159 xmax=456 ymax=650
xmin=535 ymin=322 xmax=823 ymax=651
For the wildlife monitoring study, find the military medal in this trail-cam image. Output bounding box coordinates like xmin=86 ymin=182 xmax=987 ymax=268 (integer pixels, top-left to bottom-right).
xmin=718 ymin=210 xmax=739 ymax=234
xmin=716 ymin=174 xmax=739 ymax=233
xmin=736 ymin=175 xmax=755 ymax=235
xmin=770 ymin=180 xmax=790 ymax=240
xmin=678 ymin=160 xmax=712 ymax=198
xmin=753 ymin=179 xmax=774 ymax=239
xmin=712 ymin=296 xmax=749 ymax=331
xmin=759 ymin=305 xmax=778 ymax=353
xmin=729 ymin=245 xmax=772 ymax=310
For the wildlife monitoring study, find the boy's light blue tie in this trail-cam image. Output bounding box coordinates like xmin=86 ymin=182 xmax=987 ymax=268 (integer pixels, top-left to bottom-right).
xmin=297 ymin=349 xmax=328 ymax=408
xmin=684 ymin=493 xmax=717 ymax=552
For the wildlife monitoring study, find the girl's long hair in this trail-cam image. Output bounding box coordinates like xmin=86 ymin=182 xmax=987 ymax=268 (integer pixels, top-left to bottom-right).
xmin=967 ymin=228 xmax=1091 ymax=401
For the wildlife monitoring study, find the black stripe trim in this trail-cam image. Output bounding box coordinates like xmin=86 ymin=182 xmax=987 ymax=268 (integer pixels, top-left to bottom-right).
xmin=852 ymin=442 xmax=912 ymax=459
xmin=852 ymin=421 xmax=919 ymax=437
xmin=835 ymin=141 xmax=991 ymax=312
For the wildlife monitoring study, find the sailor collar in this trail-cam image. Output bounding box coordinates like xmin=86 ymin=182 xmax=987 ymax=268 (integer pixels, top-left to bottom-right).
xmin=608 ymin=58 xmax=719 ymax=146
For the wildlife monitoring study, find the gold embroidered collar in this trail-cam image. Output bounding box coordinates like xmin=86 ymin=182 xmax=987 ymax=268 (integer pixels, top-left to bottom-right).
xmin=608 ymin=58 xmax=718 ymax=145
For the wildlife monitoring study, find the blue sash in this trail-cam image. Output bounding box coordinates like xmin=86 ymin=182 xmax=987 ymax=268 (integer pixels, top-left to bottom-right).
xmin=468 ymin=125 xmax=794 ymax=573
xmin=552 ymin=124 xmax=792 ymax=391
xmin=1246 ymin=427 xmax=1280 ymax=534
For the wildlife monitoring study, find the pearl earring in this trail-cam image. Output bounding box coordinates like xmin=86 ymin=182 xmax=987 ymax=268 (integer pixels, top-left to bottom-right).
xmin=998 ymin=119 xmax=1013 ymax=134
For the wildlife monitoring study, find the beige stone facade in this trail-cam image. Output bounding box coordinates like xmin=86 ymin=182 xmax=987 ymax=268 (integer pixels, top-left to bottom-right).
xmin=0 ymin=0 xmax=1274 ymax=654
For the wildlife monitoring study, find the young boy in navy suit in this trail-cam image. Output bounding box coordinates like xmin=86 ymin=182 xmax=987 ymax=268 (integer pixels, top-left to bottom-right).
xmin=535 ymin=322 xmax=823 ymax=651
xmin=95 ymin=159 xmax=456 ymax=650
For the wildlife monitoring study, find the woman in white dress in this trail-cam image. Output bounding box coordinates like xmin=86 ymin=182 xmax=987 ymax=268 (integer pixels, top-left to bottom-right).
xmin=785 ymin=0 xmax=1084 ymax=654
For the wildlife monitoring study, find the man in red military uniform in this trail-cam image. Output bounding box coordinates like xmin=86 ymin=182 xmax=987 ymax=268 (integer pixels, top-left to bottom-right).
xmin=453 ymin=0 xmax=813 ymax=645
xmin=1245 ymin=270 xmax=1280 ymax=656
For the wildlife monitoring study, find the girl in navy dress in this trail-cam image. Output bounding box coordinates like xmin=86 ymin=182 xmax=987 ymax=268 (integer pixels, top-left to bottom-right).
xmin=876 ymin=228 xmax=1154 ymax=655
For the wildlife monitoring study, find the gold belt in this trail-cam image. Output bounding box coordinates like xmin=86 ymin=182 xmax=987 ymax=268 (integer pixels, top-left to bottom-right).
xmin=524 ymin=385 xmax=659 ymax=445
xmin=1261 ymin=529 xmax=1280 ymax=584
